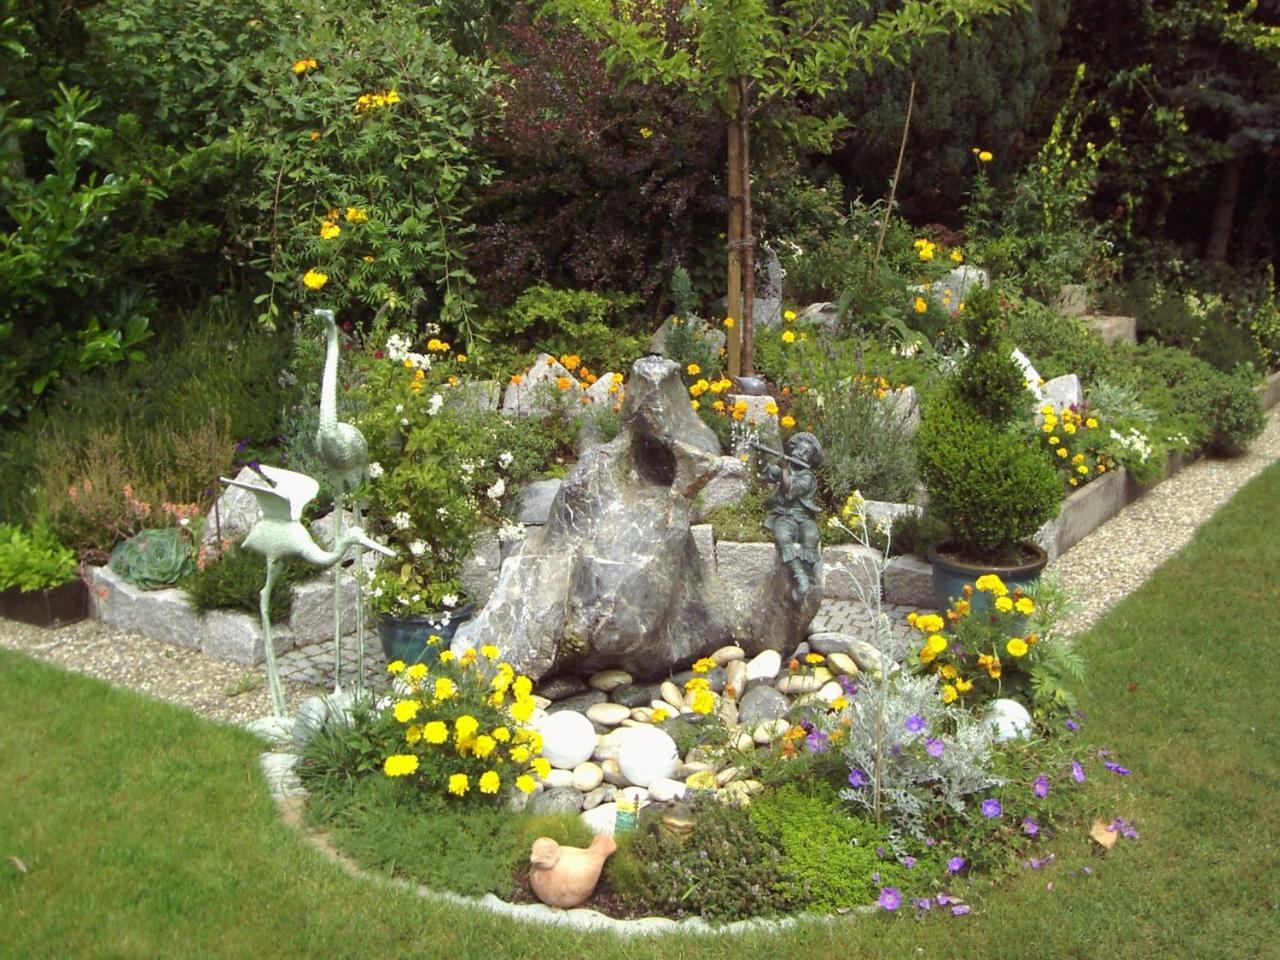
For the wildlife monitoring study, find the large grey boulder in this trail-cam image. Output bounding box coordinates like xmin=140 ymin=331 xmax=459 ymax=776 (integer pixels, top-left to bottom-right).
xmin=453 ymin=357 xmax=821 ymax=680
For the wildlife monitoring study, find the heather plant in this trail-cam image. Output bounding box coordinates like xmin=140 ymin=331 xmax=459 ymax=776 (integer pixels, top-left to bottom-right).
xmin=181 ymin=544 xmax=310 ymax=622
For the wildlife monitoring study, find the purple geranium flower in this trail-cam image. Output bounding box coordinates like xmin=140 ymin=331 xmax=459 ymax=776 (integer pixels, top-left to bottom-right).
xmin=905 ymin=713 xmax=926 ymax=733
xmin=935 ymin=892 xmax=954 ymax=905
xmin=1071 ymin=760 xmax=1086 ymax=783
xmin=1065 ymin=717 xmax=1080 ymax=732
xmin=1104 ymin=761 xmax=1132 ymax=776
xmin=947 ymin=856 xmax=966 ymax=874
xmin=1027 ymin=854 xmax=1056 ymax=870
xmin=952 ymin=904 xmax=972 ymax=916
xmin=926 ymin=737 xmax=945 ymax=758
xmin=902 ymin=856 xmax=916 ymax=869
xmin=848 ymin=768 xmax=869 ymax=789
xmin=1034 ymin=774 xmax=1050 ymax=798
xmin=981 ymin=797 xmax=1003 ymax=818
xmin=1022 ymin=816 xmax=1040 ymax=836
xmin=1110 ymin=817 xmax=1140 ymax=839
xmin=915 ymin=897 xmax=933 ymax=911
xmin=838 ymin=675 xmax=859 ymax=695
xmin=877 ymin=887 xmax=902 ymax=911
xmin=805 ymin=728 xmax=830 ymax=753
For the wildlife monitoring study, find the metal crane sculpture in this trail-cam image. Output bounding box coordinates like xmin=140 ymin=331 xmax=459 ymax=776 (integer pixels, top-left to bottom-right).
xmin=222 ymin=464 xmax=393 ymax=717
xmin=314 ymin=308 xmax=371 ymax=694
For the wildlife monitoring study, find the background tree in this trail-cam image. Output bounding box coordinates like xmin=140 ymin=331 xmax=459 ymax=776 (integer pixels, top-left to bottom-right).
xmin=542 ymin=0 xmax=1022 ymax=376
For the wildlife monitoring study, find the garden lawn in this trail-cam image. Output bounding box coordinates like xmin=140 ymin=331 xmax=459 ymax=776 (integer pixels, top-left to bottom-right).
xmin=3 ymin=464 xmax=1280 ymax=959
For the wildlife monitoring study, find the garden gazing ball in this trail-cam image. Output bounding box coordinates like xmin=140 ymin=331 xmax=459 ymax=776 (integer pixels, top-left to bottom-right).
xmin=536 ymin=711 xmax=597 ymax=769
xmin=986 ymin=698 xmax=1033 ymax=742
xmin=617 ymin=726 xmax=679 ymax=787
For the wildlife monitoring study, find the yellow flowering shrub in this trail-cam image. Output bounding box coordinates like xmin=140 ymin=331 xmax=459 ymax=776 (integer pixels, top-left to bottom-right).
xmin=1036 ymin=403 xmax=1111 ymax=491
xmin=378 ymin=652 xmax=543 ymax=804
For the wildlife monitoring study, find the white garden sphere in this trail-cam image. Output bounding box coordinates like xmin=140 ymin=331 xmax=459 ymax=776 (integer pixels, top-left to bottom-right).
xmin=536 ymin=711 xmax=597 ymax=769
xmin=617 ymin=726 xmax=679 ymax=787
xmin=986 ymin=698 xmax=1033 ymax=742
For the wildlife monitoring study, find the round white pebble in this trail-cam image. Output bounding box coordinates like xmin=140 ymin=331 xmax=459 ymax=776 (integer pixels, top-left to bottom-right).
xmin=536 ymin=710 xmax=597 ymax=769
xmin=617 ymin=726 xmax=680 ymax=787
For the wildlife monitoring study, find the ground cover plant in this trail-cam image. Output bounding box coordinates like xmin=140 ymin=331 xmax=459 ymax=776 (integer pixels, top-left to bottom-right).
xmin=6 ymin=456 xmax=1280 ymax=955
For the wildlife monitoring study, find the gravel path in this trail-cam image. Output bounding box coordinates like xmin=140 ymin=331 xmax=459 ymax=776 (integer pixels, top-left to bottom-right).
xmin=4 ymin=406 xmax=1279 ymax=728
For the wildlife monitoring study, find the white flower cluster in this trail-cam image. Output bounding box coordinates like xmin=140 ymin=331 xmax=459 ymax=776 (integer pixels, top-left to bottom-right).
xmin=498 ymin=451 xmax=514 ymax=470
xmin=391 ymin=511 xmax=412 ymax=531
xmin=427 ymin=393 xmax=444 ymax=416
xmin=367 ymin=461 xmax=384 ymax=479
xmin=385 ymin=333 xmax=431 ymax=370
xmin=408 ymin=539 xmax=428 ymax=557
xmin=1109 ymin=427 xmax=1152 ymax=463
xmin=487 ymin=477 xmax=506 ymax=501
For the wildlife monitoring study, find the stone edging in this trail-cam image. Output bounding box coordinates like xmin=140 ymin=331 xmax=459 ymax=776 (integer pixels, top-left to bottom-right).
xmin=259 ymin=752 xmax=866 ymax=936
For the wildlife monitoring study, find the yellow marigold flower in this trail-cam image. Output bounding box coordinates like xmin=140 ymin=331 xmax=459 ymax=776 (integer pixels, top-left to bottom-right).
xmin=448 ymin=773 xmax=469 ymax=796
xmin=473 ymin=735 xmax=497 ymax=759
xmin=508 ymin=697 xmax=534 ymax=723
xmin=831 ymin=696 xmax=849 ymax=711
xmin=927 ymin=634 xmax=948 ymax=655
xmin=385 ymin=90 xmax=401 ymax=105
xmin=404 ymin=724 xmax=422 ymax=744
xmin=914 ymin=613 xmax=945 ymax=635
xmin=765 ymin=400 xmax=780 ymax=416
xmin=690 ymin=689 xmax=716 ymax=715
xmin=950 ymin=249 xmax=964 ymax=263
xmin=515 ymin=773 xmax=536 ymax=794
xmin=479 ymin=770 xmax=501 ymax=794
xmin=393 ymin=699 xmax=422 ymax=723
xmin=692 ymin=657 xmax=718 ymax=673
xmin=805 ymin=653 xmax=825 ymax=664
xmin=978 ymin=150 xmax=994 ymax=163
xmin=454 ymin=715 xmax=479 ymax=741
xmin=480 ymin=644 xmax=500 ymax=660
xmin=1064 ymin=422 xmax=1077 ymax=435
xmin=387 ymin=660 xmax=407 ymax=674
xmin=423 ymin=721 xmax=448 ymax=744
xmin=292 ymin=58 xmax=318 ymax=75
xmin=302 ymin=268 xmax=328 ymax=290
xmin=914 ymin=297 xmax=928 ymax=314
xmin=1077 ymin=464 xmax=1090 ymax=475
xmin=491 ymin=726 xmax=511 ymax=743
xmin=1015 ymin=597 xmax=1035 ymax=615
xmin=639 ymin=126 xmax=654 ymax=139
xmin=955 ymin=677 xmax=973 ymax=693
xmin=407 ymin=663 xmax=428 ymax=681
xmin=687 ymin=363 xmax=701 ymax=376
xmin=510 ymin=744 xmax=531 ymax=764
xmin=650 ymin=707 xmax=669 ymax=723
xmin=684 ymin=676 xmax=710 ymax=692
xmin=781 ymin=330 xmax=796 ymax=344
xmin=345 ymin=206 xmax=368 ymax=223
xmin=918 ymin=245 xmax=935 ymax=262
xmin=690 ymin=399 xmax=700 ymax=410
xmin=781 ymin=415 xmax=796 ymax=428
xmin=433 ymin=677 xmax=456 ymax=701
xmin=941 ymin=684 xmax=958 ymax=704
xmin=319 ymin=220 xmax=341 ymax=240
xmin=1007 ymin=637 xmax=1029 ymax=657
xmin=995 ymin=596 xmax=1014 ymax=613
xmin=1048 ymin=435 xmax=1060 ymax=445
xmin=513 ymin=676 xmax=532 ymax=699
xmin=532 ymin=757 xmax=552 ymax=779
xmin=783 ymin=309 xmax=797 ymax=322
xmin=556 ymin=377 xmax=572 ymax=391
xmin=1086 ymin=417 xmax=1098 ymax=429
xmin=974 ymin=574 xmax=1008 ymax=597
xmin=1056 ymin=447 xmax=1069 ymax=458
xmin=919 ymin=646 xmax=938 ymax=665
xmin=438 ymin=651 xmax=455 ymax=663
xmin=941 ymin=664 xmax=958 ymax=680
xmin=723 ymin=316 xmax=735 ymax=329
xmin=560 ymin=354 xmax=581 ymax=371
xmin=383 ymin=754 xmax=419 ymax=777
xmin=459 ymin=647 xmax=478 ymax=667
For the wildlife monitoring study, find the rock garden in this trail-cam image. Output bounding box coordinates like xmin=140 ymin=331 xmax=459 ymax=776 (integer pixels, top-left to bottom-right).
xmin=4 ymin=0 xmax=1280 ymax=943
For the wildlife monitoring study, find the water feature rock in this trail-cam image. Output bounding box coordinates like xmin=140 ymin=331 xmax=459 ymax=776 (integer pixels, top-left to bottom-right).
xmin=537 ymin=711 xmax=597 ymax=769
xmin=453 ymin=356 xmax=820 ymax=679
xmin=616 ymin=726 xmax=679 ymax=787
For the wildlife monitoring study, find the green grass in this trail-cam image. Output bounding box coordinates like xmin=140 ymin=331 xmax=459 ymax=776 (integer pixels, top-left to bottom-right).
xmin=4 ymin=461 xmax=1280 ymax=958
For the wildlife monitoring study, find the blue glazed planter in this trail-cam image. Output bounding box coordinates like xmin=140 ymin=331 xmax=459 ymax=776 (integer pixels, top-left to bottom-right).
xmin=376 ymin=604 xmax=475 ymax=666
xmin=926 ymin=544 xmax=1048 ymax=614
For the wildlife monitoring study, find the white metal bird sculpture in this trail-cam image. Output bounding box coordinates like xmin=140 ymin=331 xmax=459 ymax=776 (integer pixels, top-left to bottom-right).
xmin=221 ymin=464 xmax=392 ymax=716
xmin=313 ymin=308 xmax=371 ymax=693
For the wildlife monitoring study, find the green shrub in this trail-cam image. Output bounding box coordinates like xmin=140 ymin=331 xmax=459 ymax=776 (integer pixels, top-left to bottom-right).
xmin=0 ymin=520 xmax=78 ymax=591
xmin=749 ymin=784 xmax=911 ymax=912
xmin=954 ymin=287 xmax=1028 ymax=424
xmin=1004 ymin=297 xmax=1122 ymax=383
xmin=109 ymin=528 xmax=195 ymax=589
xmin=613 ymin=794 xmax=795 ymax=922
xmin=914 ymin=391 xmax=1062 ymax=562
xmin=181 ymin=544 xmax=311 ymax=622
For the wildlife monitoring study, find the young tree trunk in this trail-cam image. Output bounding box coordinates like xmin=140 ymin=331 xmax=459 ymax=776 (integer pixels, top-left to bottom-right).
xmin=739 ymin=75 xmax=756 ymax=377
xmin=1206 ymin=153 xmax=1243 ymax=263
xmin=726 ymin=105 xmax=743 ymax=380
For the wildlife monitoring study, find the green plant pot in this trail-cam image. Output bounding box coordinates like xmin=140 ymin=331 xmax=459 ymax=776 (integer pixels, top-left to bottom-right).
xmin=926 ymin=543 xmax=1048 ymax=614
xmin=0 ymin=578 xmax=88 ymax=628
xmin=376 ymin=604 xmax=475 ymax=666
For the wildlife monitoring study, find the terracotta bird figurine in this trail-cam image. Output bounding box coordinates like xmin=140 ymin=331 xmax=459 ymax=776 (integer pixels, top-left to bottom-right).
xmin=313 ymin=309 xmax=371 ymax=694
xmin=528 ymin=834 xmax=617 ymax=909
xmin=221 ymin=465 xmax=392 ymax=716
